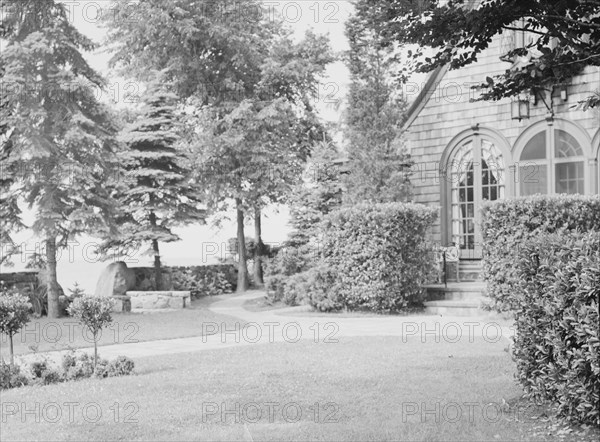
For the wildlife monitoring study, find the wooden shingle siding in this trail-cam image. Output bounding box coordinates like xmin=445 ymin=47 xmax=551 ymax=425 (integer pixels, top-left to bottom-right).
xmin=405 ymin=32 xmax=600 ymax=249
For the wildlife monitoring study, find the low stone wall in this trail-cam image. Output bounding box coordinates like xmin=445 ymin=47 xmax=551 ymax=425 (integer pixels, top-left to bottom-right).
xmin=126 ymin=291 xmax=191 ymax=310
xmin=111 ymin=295 xmax=132 ymax=313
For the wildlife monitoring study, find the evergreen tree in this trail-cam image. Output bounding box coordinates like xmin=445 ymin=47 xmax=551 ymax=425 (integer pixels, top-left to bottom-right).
xmin=103 ymin=86 xmax=205 ymax=289
xmin=0 ymin=0 xmax=117 ymax=317
xmin=287 ymin=141 xmax=343 ymax=249
xmin=343 ymin=8 xmax=412 ymax=205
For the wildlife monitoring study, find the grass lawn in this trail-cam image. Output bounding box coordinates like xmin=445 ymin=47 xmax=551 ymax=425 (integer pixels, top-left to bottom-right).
xmin=0 ymin=295 xmax=245 ymax=359
xmin=2 ymin=335 xmax=594 ymax=441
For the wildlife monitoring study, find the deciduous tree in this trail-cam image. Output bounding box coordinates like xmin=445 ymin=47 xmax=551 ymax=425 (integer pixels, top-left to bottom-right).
xmin=353 ymin=0 xmax=600 ymax=106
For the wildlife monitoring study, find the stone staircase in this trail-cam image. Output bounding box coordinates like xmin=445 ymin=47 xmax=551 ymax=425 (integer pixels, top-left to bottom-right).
xmin=424 ymin=260 xmax=488 ymax=316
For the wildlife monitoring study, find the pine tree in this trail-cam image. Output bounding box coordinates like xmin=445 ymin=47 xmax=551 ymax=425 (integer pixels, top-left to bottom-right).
xmin=103 ymin=86 xmax=205 ymax=289
xmin=0 ymin=0 xmax=117 ymax=317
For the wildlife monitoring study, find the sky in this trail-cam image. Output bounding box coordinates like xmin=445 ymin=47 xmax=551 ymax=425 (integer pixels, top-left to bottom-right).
xmin=1 ymin=1 xmax=354 ymax=293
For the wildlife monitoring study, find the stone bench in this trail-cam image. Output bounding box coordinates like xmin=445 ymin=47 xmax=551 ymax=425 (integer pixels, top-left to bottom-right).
xmin=126 ymin=291 xmax=191 ymax=310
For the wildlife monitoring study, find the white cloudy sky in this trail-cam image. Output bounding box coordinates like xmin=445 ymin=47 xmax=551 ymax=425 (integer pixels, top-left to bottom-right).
xmin=3 ymin=1 xmax=354 ymax=293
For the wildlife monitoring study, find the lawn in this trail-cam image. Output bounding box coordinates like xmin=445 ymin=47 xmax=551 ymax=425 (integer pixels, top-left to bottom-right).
xmin=0 ymin=295 xmax=245 ymax=360
xmin=1 ymin=335 xmax=592 ymax=441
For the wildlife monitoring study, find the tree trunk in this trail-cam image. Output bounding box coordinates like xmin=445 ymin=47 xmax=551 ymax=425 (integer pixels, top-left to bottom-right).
xmin=236 ymin=198 xmax=250 ymax=292
xmin=9 ymin=335 xmax=14 ymax=366
xmin=152 ymin=239 xmax=162 ymax=290
xmin=149 ymin=212 xmax=163 ymax=290
xmin=253 ymin=207 xmax=264 ymax=286
xmin=93 ymin=340 xmax=98 ymax=371
xmin=45 ymin=236 xmax=61 ymax=318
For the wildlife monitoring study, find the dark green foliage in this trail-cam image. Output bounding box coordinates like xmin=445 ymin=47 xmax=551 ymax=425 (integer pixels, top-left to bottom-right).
xmin=170 ymin=267 xmax=234 ymax=298
xmin=68 ymin=282 xmax=86 ymax=298
xmin=1 ymin=0 xmax=118 ymax=317
xmin=130 ymin=265 xmax=237 ymax=293
xmin=68 ymin=296 xmax=114 ymax=370
xmin=62 ymin=352 xmax=94 ymax=381
xmin=228 ymin=237 xmax=280 ymax=261
xmin=29 ymin=359 xmax=63 ymax=385
xmin=343 ymin=5 xmax=412 ymax=204
xmin=297 ymin=264 xmax=344 ymax=312
xmin=103 ymin=86 xmax=204 ymax=289
xmin=320 ymin=203 xmax=438 ymax=312
xmin=105 ymin=0 xmax=276 ymax=103
xmin=0 ymin=287 xmax=31 ymax=337
xmin=353 ymin=0 xmax=600 ymax=106
xmin=287 ymin=141 xmax=343 ymax=248
xmin=0 ymin=362 xmax=29 ymax=389
xmin=506 ymin=232 xmax=599 ymax=426
xmin=481 ymin=195 xmax=600 ymax=313
xmin=90 ymin=355 xmax=135 ymax=379
xmin=0 ymin=286 xmax=32 ymax=365
xmin=264 ymin=246 xmax=314 ymax=303
xmin=106 ymin=356 xmax=135 ymax=377
xmin=105 ymin=1 xmax=334 ymax=293
xmin=52 ymin=352 xmax=134 ymax=383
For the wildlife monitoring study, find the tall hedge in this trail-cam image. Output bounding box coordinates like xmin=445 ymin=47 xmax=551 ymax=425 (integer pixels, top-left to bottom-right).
xmin=510 ymin=232 xmax=599 ymax=425
xmin=319 ymin=202 xmax=438 ymax=312
xmin=481 ymin=195 xmax=600 ymax=312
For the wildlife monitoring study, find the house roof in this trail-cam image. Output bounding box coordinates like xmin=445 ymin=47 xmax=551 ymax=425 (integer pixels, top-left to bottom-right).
xmin=401 ymin=64 xmax=450 ymax=133
xmin=401 ymin=0 xmax=480 ymax=133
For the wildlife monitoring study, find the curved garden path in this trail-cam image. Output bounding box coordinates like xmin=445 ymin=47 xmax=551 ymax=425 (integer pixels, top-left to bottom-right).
xmin=17 ymin=290 xmax=514 ymax=364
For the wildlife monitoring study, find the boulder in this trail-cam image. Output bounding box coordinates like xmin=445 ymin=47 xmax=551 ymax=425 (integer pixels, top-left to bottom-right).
xmin=94 ymin=262 xmax=136 ymax=298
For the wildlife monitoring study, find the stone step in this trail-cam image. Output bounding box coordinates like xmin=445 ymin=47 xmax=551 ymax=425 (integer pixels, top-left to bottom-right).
xmin=424 ymin=299 xmax=486 ymax=317
xmin=425 ymin=283 xmax=486 ymax=301
xmin=424 ymin=283 xmax=487 ymax=316
xmin=459 ymin=260 xmax=482 ymax=267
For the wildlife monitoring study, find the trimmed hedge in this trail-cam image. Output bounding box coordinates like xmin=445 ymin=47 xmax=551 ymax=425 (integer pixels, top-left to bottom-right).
xmin=481 ymin=195 xmax=600 ymax=312
xmin=316 ymin=202 xmax=438 ymax=312
xmin=509 ymin=232 xmax=599 ymax=425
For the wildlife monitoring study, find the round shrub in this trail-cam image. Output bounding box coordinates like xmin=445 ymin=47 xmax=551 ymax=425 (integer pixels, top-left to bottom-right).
xmin=107 ymin=356 xmax=135 ymax=377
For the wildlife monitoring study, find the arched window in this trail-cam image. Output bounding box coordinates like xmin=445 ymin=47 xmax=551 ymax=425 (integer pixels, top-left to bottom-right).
xmin=517 ymin=122 xmax=591 ymax=196
xmin=447 ymin=134 xmax=507 ymax=258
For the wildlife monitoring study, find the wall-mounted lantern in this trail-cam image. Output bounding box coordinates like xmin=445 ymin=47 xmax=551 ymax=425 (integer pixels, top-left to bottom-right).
xmin=511 ymin=95 xmax=530 ymax=121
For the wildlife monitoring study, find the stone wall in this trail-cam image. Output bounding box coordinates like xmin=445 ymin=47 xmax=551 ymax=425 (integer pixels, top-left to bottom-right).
xmin=127 ymin=291 xmax=191 ymax=310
